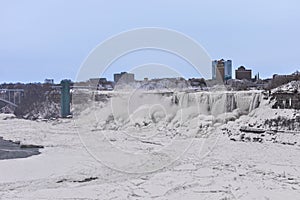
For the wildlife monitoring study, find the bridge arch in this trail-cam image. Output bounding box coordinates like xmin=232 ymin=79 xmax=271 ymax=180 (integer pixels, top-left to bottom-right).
xmin=0 ymin=98 xmax=18 ymax=107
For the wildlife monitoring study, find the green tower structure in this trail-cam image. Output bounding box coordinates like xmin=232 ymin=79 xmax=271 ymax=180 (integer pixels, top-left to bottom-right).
xmin=60 ymin=79 xmax=71 ymax=118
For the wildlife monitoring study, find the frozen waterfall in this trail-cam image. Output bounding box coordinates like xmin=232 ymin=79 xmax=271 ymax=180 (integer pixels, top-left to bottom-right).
xmin=173 ymin=91 xmax=263 ymax=116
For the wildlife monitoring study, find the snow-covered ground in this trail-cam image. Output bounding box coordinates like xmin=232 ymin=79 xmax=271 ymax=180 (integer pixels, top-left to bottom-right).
xmin=0 ymin=90 xmax=299 ymax=199
xmin=272 ymin=81 xmax=300 ymax=93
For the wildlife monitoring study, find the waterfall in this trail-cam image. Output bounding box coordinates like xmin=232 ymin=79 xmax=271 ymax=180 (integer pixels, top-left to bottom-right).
xmin=173 ymin=91 xmax=262 ymax=117
xmin=85 ymin=90 xmax=263 ymax=130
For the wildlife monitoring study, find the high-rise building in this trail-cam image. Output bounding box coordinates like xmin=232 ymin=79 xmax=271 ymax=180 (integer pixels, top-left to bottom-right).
xmin=212 ymin=59 xmax=232 ymax=81
xmin=114 ymin=72 xmax=135 ymax=84
xmin=216 ymin=61 xmax=225 ymax=82
xmin=212 ymin=60 xmax=218 ymax=80
xmin=224 ymin=60 xmax=232 ymax=80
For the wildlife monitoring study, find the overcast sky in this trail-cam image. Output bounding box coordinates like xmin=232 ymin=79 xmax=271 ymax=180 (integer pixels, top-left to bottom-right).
xmin=1 ymin=0 xmax=299 ymax=83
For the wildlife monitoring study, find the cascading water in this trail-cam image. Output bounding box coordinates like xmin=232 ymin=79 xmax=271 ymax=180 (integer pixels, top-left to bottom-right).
xmin=173 ymin=91 xmax=263 ymax=117
xmin=75 ymin=90 xmax=264 ymax=132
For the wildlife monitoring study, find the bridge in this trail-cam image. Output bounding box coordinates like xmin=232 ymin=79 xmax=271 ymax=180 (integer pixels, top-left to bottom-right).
xmin=0 ymin=89 xmax=24 ymax=113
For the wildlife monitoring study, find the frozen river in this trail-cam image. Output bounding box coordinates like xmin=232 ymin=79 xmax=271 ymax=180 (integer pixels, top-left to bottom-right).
xmin=0 ymin=112 xmax=299 ymax=199
xmin=0 ymin=137 xmax=41 ymax=160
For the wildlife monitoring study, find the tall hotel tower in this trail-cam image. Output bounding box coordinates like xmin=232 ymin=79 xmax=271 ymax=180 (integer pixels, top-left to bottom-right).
xmin=212 ymin=59 xmax=232 ymax=81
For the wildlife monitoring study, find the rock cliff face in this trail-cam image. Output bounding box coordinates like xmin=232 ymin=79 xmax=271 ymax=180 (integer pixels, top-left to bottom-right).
xmin=271 ymin=81 xmax=300 ymax=109
xmin=13 ymin=85 xmax=60 ymax=120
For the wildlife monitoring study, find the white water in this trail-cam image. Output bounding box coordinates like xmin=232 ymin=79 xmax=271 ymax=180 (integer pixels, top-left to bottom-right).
xmin=73 ymin=90 xmax=264 ymax=133
xmin=175 ymin=91 xmax=262 ymax=116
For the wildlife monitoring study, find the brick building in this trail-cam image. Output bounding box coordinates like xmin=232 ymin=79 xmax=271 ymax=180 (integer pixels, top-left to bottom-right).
xmin=235 ymin=66 xmax=252 ymax=80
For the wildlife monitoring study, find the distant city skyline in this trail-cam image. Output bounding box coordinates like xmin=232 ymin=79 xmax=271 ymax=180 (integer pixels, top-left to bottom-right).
xmin=1 ymin=0 xmax=300 ymax=83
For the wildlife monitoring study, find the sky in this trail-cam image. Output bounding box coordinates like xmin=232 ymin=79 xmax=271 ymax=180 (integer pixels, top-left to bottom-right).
xmin=0 ymin=0 xmax=299 ymax=83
